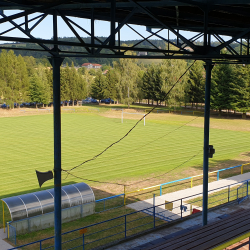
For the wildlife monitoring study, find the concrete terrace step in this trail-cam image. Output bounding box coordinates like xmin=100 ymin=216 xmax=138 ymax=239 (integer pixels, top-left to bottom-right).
xmin=127 ymin=172 xmax=250 ymax=215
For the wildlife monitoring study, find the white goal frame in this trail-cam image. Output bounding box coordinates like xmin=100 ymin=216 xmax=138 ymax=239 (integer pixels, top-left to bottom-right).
xmin=121 ymin=111 xmax=146 ymax=126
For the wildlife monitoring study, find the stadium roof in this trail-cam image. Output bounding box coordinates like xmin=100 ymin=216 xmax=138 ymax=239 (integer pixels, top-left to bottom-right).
xmin=0 ymin=0 xmax=249 ymax=61
xmin=0 ymin=0 xmax=250 ymax=38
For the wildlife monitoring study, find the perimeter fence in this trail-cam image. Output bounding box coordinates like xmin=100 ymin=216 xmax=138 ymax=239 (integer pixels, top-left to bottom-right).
xmin=124 ymin=163 xmax=250 ymax=206
xmin=9 ymin=178 xmax=250 ymax=250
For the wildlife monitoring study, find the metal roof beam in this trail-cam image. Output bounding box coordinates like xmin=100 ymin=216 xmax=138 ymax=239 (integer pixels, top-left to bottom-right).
xmin=0 ymin=12 xmax=54 ymax=56
xmin=125 ymin=24 xmax=164 ymax=54
xmin=0 ymin=1 xmax=68 ymax=24
xmin=95 ymin=7 xmax=138 ymax=54
xmin=128 ymin=0 xmax=199 ymax=52
xmin=216 ymin=28 xmax=250 ymax=52
xmin=0 ymin=13 xmax=45 ymax=36
xmin=58 ymin=10 xmax=91 ymax=54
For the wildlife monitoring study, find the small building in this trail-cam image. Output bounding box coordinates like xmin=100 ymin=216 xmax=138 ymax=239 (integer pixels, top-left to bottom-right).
xmin=82 ymin=63 xmax=102 ymax=69
xmin=2 ymin=183 xmax=95 ymax=235
xmin=103 ymin=69 xmax=109 ymax=75
xmin=137 ymin=51 xmax=148 ymax=56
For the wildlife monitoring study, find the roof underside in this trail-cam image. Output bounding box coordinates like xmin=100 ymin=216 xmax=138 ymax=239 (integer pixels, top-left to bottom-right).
xmin=0 ymin=0 xmax=250 ymax=37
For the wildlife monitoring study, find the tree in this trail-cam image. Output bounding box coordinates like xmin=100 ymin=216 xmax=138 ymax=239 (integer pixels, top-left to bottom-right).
xmin=142 ymin=65 xmax=155 ymax=104
xmin=68 ymin=63 xmax=79 ymax=106
xmin=211 ymin=63 xmax=235 ymax=115
xmin=185 ymin=60 xmax=205 ymax=109
xmin=103 ymin=69 xmax=118 ymax=101
xmin=0 ymin=50 xmax=29 ymax=108
xmin=88 ymin=68 xmax=96 ymax=76
xmin=136 ymin=69 xmax=145 ymax=103
xmin=91 ymin=71 xmax=106 ymax=101
xmin=114 ymin=58 xmax=140 ymax=108
xmin=29 ymin=73 xmax=44 ymax=108
xmin=160 ymin=59 xmax=188 ymax=106
xmin=29 ymin=65 xmax=51 ymax=107
xmin=36 ymin=65 xmax=51 ymax=106
xmin=78 ymin=67 xmax=87 ymax=75
xmin=15 ymin=55 xmax=30 ymax=105
xmin=142 ymin=64 xmax=165 ymax=105
xmin=23 ymin=56 xmax=36 ymax=77
xmin=60 ymin=66 xmax=70 ymax=104
xmin=231 ymin=64 xmax=250 ymax=116
xmin=75 ymin=70 xmax=87 ymax=102
xmin=141 ymin=59 xmax=188 ymax=106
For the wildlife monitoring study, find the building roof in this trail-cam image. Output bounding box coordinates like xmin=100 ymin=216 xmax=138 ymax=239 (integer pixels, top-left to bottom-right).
xmin=82 ymin=63 xmax=102 ymax=67
xmin=1 ymin=1 xmax=250 ymax=38
xmin=2 ymin=183 xmax=95 ymax=221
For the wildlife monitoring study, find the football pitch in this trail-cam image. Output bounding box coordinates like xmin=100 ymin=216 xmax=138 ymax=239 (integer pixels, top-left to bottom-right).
xmin=1 ymin=109 xmax=250 ymax=201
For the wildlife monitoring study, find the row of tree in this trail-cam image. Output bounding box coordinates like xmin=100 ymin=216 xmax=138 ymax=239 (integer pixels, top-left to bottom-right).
xmin=0 ymin=50 xmax=89 ymax=108
xmin=0 ymin=49 xmax=250 ymax=114
xmin=91 ymin=58 xmax=250 ymax=114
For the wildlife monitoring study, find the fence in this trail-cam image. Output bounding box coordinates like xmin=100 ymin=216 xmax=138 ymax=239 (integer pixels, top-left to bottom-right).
xmin=9 ymin=179 xmax=249 ymax=250
xmin=237 ymin=180 xmax=249 ymax=204
xmin=6 ymin=194 xmax=123 ymax=245
xmin=6 ymin=163 xmax=250 ymax=246
xmin=7 ymin=223 xmax=16 ymax=246
xmin=95 ymin=194 xmax=125 ymax=213
xmin=125 ymin=163 xmax=250 ymax=204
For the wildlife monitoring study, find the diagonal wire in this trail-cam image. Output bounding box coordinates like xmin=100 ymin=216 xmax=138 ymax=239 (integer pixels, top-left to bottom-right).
xmin=128 ymin=150 xmax=203 ymax=186
xmin=89 ymin=115 xmax=199 ymax=166
xmin=62 ymin=60 xmax=197 ymax=182
xmin=62 ymin=171 xmax=125 ymax=186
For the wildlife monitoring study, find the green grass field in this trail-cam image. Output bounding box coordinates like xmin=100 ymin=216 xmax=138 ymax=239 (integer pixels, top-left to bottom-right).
xmin=1 ymin=107 xmax=250 ymax=228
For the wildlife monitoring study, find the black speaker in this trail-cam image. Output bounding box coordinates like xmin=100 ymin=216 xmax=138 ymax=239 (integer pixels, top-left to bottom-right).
xmin=36 ymin=170 xmax=54 ymax=188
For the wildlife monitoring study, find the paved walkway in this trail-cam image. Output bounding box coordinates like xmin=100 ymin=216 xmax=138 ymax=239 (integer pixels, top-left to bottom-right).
xmin=107 ymin=172 xmax=250 ymax=250
xmin=0 ymin=228 xmax=15 ymax=250
xmin=127 ymin=172 xmax=250 ymax=222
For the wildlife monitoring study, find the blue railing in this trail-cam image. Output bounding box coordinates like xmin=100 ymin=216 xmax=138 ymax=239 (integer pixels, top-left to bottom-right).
xmin=8 ymin=179 xmax=249 ymax=250
xmin=216 ymin=164 xmax=242 ymax=180
xmin=7 ymin=163 xmax=250 ymax=248
xmin=95 ymin=194 xmax=125 ymax=213
xmin=237 ymin=180 xmax=249 ymax=204
xmin=160 ymin=177 xmax=192 ymax=196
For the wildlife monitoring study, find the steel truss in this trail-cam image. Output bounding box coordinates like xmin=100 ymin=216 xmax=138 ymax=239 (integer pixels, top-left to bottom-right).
xmin=0 ymin=1 xmax=250 ymax=62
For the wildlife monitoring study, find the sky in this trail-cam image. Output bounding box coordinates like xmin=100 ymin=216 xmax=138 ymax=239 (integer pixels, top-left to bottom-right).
xmin=0 ymin=10 xmax=227 ymax=44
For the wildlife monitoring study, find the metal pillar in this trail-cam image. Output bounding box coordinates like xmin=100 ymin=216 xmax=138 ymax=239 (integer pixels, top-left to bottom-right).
xmin=110 ymin=0 xmax=116 ymax=46
xmin=50 ymin=56 xmax=64 ymax=250
xmin=202 ymin=61 xmax=213 ymax=226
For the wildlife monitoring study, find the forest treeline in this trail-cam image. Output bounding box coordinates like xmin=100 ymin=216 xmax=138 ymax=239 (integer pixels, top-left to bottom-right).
xmin=0 ymin=49 xmax=250 ymax=114
xmin=5 ymin=37 xmax=240 ymax=66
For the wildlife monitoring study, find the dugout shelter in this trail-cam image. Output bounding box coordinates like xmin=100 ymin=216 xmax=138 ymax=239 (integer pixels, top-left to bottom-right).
xmin=1 ymin=183 xmax=95 ymax=234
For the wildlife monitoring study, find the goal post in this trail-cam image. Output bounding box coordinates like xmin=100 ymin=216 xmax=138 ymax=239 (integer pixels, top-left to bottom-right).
xmin=121 ymin=110 xmax=145 ymax=126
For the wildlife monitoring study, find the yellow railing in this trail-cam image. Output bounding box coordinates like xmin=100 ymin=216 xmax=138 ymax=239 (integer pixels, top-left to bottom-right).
xmin=124 ymin=163 xmax=250 ymax=205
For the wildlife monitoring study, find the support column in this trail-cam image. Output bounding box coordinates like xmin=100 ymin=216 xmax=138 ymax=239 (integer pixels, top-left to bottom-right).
xmin=91 ymin=8 xmax=95 ymax=54
xmin=49 ymin=56 xmax=64 ymax=250
xmin=110 ymin=0 xmax=116 ymax=46
xmin=202 ymin=61 xmax=213 ymax=226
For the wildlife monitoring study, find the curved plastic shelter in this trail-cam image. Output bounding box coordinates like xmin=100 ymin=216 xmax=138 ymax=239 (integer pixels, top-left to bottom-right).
xmin=1 ymin=183 xmax=95 ymax=222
